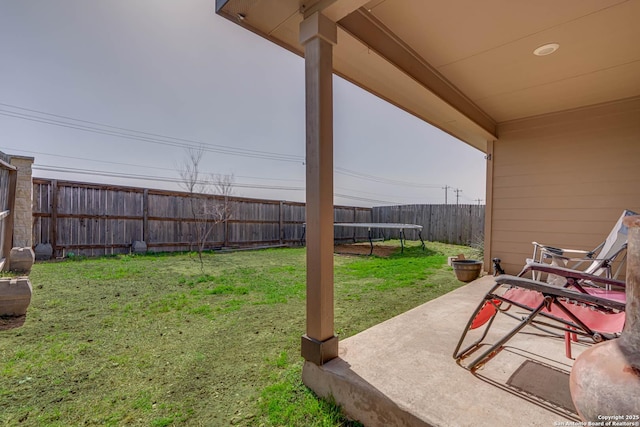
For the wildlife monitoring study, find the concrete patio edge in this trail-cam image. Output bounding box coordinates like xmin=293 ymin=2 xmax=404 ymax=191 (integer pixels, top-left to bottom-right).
xmin=302 ymin=274 xmax=582 ymax=427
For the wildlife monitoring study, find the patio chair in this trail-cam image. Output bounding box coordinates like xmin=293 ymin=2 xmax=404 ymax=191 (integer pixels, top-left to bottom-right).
xmin=519 ymin=261 xmax=627 ymax=292
xmin=523 ymin=209 xmax=637 ymax=281
xmin=453 ymin=272 xmax=625 ymax=371
xmin=512 ymin=261 xmax=625 ymax=356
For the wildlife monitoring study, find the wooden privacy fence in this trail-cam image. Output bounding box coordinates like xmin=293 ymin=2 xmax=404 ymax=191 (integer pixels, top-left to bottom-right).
xmin=372 ymin=204 xmax=485 ymax=245
xmin=31 ymin=179 xmax=485 ymax=258
xmin=0 ymin=156 xmax=18 ymax=270
xmin=32 ymin=179 xmax=373 ymax=258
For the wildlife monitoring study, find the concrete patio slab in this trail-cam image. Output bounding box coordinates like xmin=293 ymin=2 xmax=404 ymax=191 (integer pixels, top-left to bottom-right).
xmin=303 ymin=275 xmax=588 ymax=426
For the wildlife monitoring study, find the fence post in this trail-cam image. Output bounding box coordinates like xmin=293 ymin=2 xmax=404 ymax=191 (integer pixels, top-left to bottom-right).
xmin=425 ymin=205 xmax=430 ymax=241
xmin=50 ymin=180 xmax=58 ymax=258
xmin=224 ymin=196 xmax=229 ymax=247
xmin=143 ymin=188 xmax=149 ymax=244
xmin=352 ymin=207 xmax=357 ymax=240
xmin=279 ymin=201 xmax=284 ymax=245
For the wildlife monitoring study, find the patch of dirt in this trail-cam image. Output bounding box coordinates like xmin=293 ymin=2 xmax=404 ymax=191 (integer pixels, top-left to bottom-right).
xmin=0 ymin=315 xmax=26 ymax=331
xmin=334 ymin=244 xmax=398 ymax=257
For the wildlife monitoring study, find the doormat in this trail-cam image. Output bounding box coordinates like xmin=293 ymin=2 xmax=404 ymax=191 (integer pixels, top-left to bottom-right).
xmin=507 ymin=360 xmax=576 ymax=412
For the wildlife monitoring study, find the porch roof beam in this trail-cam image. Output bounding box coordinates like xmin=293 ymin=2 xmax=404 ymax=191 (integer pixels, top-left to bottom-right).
xmin=339 ymin=9 xmax=497 ymax=140
xmin=301 ymin=0 xmax=370 ymax=21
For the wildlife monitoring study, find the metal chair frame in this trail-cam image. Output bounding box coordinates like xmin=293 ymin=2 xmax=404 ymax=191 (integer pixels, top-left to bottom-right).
xmin=453 ymin=274 xmax=625 ymax=371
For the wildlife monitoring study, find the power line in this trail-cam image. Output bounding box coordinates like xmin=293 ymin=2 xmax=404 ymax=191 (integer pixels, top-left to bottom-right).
xmin=1 ymin=103 xmax=469 ymax=193
xmin=3 ymin=146 xmax=450 ymax=203
xmin=0 ymin=103 xmax=303 ymax=162
xmin=334 ymin=193 xmax=401 ymax=205
xmin=334 ymin=185 xmax=408 ymax=204
xmin=0 ymin=110 xmax=303 ymax=163
xmin=2 ymin=134 xmax=445 ymax=190
xmin=32 ymin=164 xmax=401 ymax=205
xmin=2 ymin=145 xmax=462 ymax=205
xmin=0 ymin=103 xmax=451 ymax=187
xmin=1 ymin=146 xmax=304 ymax=183
xmin=335 ymin=167 xmax=444 ymax=189
xmin=33 ymin=164 xmax=305 ymax=191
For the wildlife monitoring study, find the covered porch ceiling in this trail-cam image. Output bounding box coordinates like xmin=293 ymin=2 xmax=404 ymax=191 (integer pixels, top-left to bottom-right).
xmin=216 ymin=0 xmax=640 ymax=153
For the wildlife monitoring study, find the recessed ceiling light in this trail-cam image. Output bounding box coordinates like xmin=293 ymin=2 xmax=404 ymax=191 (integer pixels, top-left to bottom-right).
xmin=533 ymin=43 xmax=560 ymax=56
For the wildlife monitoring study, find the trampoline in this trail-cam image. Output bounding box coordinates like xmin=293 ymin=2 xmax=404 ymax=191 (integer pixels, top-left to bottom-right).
xmin=302 ymin=223 xmax=426 ymax=255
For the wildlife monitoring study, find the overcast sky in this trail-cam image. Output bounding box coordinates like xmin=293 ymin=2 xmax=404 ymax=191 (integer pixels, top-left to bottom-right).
xmin=0 ymin=0 xmax=486 ymax=207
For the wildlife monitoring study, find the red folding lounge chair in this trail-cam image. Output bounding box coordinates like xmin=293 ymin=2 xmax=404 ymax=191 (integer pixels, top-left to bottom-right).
xmin=453 ymin=273 xmax=625 ymax=370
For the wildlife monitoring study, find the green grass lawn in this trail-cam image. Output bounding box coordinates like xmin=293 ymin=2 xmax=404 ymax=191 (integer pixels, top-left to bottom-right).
xmin=0 ymin=241 xmax=479 ymax=426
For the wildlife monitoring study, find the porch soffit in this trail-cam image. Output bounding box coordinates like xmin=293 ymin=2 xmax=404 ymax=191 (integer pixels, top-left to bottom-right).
xmin=216 ymin=0 xmax=640 ymax=152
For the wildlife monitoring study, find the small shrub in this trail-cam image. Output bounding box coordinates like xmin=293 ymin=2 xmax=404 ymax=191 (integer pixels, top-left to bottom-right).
xmin=468 ymin=232 xmax=485 ymax=259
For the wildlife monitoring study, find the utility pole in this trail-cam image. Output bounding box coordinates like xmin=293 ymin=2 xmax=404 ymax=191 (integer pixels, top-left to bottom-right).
xmin=474 ymin=198 xmax=484 ymax=205
xmin=442 ymin=185 xmax=450 ymax=204
xmin=454 ymin=188 xmax=462 ymax=205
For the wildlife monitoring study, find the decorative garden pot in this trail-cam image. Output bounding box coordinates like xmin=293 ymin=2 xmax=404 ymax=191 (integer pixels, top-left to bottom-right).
xmin=452 ymin=260 xmax=483 ymax=282
xmin=34 ymin=243 xmax=53 ymax=261
xmin=570 ymin=216 xmax=640 ymax=420
xmin=0 ymin=277 xmax=32 ymax=316
xmin=9 ymin=247 xmax=35 ymax=274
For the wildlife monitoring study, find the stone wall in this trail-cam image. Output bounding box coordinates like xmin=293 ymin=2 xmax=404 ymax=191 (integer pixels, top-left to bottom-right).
xmin=9 ymin=156 xmax=34 ymax=248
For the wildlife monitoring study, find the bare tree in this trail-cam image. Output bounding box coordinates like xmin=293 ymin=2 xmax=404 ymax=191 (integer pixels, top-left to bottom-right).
xmin=213 ymin=173 xmax=234 ymax=239
xmin=178 ymin=147 xmax=234 ymax=269
xmin=213 ymin=172 xmax=234 ymax=197
xmin=178 ymin=147 xmax=205 ymax=194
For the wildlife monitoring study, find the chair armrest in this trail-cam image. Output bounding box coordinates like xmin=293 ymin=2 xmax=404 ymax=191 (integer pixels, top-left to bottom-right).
xmin=521 ymin=262 xmax=625 ymax=290
xmin=532 ymin=241 xmax=595 ymax=256
xmin=495 ymin=274 xmax=626 ymax=311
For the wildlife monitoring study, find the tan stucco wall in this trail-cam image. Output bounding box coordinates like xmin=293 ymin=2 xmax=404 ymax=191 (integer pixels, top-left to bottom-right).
xmin=489 ymin=97 xmax=640 ymax=274
xmin=9 ymin=156 xmax=34 ymax=248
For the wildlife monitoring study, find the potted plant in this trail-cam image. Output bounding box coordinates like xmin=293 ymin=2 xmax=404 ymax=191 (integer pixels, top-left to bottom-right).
xmin=452 ymin=258 xmax=483 ymax=282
